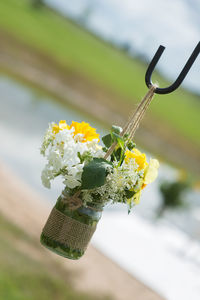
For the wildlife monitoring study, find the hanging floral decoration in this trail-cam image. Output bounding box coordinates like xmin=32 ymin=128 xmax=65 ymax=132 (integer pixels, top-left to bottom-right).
xmin=41 ymin=120 xmax=159 ymax=212
xmin=40 ymin=118 xmax=159 ymax=259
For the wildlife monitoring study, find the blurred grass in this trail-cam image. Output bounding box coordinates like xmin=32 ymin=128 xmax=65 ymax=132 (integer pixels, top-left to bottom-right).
xmin=0 ymin=0 xmax=199 ymax=146
xmin=0 ymin=213 xmax=109 ymax=300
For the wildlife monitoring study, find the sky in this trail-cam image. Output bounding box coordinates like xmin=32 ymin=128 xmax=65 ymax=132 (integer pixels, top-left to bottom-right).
xmin=46 ymin=0 xmax=200 ymax=94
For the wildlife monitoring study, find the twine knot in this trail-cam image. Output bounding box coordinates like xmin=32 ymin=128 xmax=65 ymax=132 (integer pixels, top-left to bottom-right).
xmin=61 ymin=191 xmax=82 ymax=210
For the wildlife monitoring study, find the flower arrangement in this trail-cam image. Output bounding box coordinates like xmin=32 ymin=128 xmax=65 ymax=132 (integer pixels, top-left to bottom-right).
xmin=40 ymin=120 xmax=159 ymax=259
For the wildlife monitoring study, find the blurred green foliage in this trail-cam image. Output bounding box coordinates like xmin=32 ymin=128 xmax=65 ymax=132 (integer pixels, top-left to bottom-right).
xmin=0 ymin=213 xmax=110 ymax=300
xmin=31 ymin=0 xmax=44 ymax=9
xmin=0 ymin=0 xmax=199 ymax=145
xmin=159 ymin=181 xmax=189 ymax=215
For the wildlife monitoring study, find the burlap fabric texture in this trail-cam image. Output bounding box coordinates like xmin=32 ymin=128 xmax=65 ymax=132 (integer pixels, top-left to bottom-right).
xmin=42 ymin=207 xmax=97 ymax=252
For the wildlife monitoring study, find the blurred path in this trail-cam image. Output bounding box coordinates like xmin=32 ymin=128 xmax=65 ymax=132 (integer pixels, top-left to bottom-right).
xmin=0 ymin=161 xmax=165 ymax=300
xmin=0 ymin=30 xmax=199 ymax=174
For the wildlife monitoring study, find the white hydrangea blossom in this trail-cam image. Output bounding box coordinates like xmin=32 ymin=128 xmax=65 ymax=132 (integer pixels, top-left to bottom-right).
xmin=40 ymin=123 xmax=104 ymax=189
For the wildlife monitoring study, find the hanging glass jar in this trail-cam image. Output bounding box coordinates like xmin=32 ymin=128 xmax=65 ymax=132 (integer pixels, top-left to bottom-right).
xmin=40 ymin=188 xmax=103 ymax=260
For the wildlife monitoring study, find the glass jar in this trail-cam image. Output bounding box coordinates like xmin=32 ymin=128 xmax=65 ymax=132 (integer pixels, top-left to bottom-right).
xmin=40 ymin=189 xmax=103 ymax=260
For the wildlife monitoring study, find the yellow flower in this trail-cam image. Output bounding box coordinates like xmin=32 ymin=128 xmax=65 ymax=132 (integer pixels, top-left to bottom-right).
xmin=69 ymin=121 xmax=100 ymax=143
xmin=128 ymin=190 xmax=141 ymax=206
xmin=143 ymin=158 xmax=159 ymax=185
xmin=127 ymin=157 xmax=159 ymax=205
xmin=125 ymin=148 xmax=148 ymax=171
xmin=52 ymin=120 xmax=69 ymax=134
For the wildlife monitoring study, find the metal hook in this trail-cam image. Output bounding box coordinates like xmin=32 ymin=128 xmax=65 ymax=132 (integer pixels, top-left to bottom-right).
xmin=145 ymin=42 xmax=200 ymax=94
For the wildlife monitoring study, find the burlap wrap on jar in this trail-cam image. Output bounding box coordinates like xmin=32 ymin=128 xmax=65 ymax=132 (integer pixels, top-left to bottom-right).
xmin=42 ymin=206 xmax=97 ymax=252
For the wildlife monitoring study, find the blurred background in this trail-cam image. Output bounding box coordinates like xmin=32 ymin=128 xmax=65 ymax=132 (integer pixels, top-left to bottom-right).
xmin=0 ymin=0 xmax=200 ymax=300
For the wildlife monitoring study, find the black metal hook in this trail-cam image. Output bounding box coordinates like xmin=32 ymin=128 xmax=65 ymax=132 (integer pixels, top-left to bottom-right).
xmin=145 ymin=42 xmax=200 ymax=94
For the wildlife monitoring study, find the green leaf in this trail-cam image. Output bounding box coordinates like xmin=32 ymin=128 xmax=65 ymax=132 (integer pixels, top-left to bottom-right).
xmin=112 ymin=132 xmax=124 ymax=149
xmin=123 ymin=133 xmax=129 ymax=139
xmin=102 ymin=134 xmax=112 ymax=148
xmin=102 ymin=147 xmax=107 ymax=152
xmin=127 ymin=141 xmax=136 ymax=151
xmin=78 ymin=151 xmax=93 ymax=164
xmin=125 ymin=189 xmax=135 ymax=199
xmin=111 ymin=147 xmax=123 ymax=162
xmin=111 ymin=125 xmax=122 ymax=134
xmin=81 ymin=158 xmax=113 ymax=190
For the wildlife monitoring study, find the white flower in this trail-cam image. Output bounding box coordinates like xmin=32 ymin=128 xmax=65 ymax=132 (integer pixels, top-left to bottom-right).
xmin=47 ymin=150 xmax=62 ymax=172
xmin=64 ymin=164 xmax=84 ymax=189
xmin=75 ymin=142 xmax=89 ymax=155
xmin=40 ymin=123 xmax=55 ymax=155
xmin=63 ymin=175 xmax=81 ymax=189
xmin=41 ymin=167 xmax=53 ymax=189
xmin=87 ymin=141 xmax=104 ymax=158
xmin=68 ymin=164 xmax=84 ymax=181
xmin=74 ymin=133 xmax=85 ymax=142
xmin=41 ymin=123 xmax=105 ymax=190
xmin=54 ymin=128 xmax=74 ymax=144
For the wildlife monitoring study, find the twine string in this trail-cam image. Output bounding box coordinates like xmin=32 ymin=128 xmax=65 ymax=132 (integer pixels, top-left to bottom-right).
xmin=104 ymin=85 xmax=156 ymax=159
xmin=128 ymin=86 xmax=156 ymax=140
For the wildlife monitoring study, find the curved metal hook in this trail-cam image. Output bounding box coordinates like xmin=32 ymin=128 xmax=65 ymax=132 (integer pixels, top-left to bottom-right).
xmin=145 ymin=42 xmax=200 ymax=94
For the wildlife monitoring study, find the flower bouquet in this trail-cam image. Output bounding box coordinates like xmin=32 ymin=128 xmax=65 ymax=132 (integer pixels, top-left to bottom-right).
xmin=40 ymin=119 xmax=159 ymax=260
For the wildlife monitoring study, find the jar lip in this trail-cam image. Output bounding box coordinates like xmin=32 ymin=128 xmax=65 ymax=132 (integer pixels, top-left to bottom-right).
xmin=62 ymin=189 xmax=104 ymax=211
xmin=84 ymin=202 xmax=104 ymax=212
